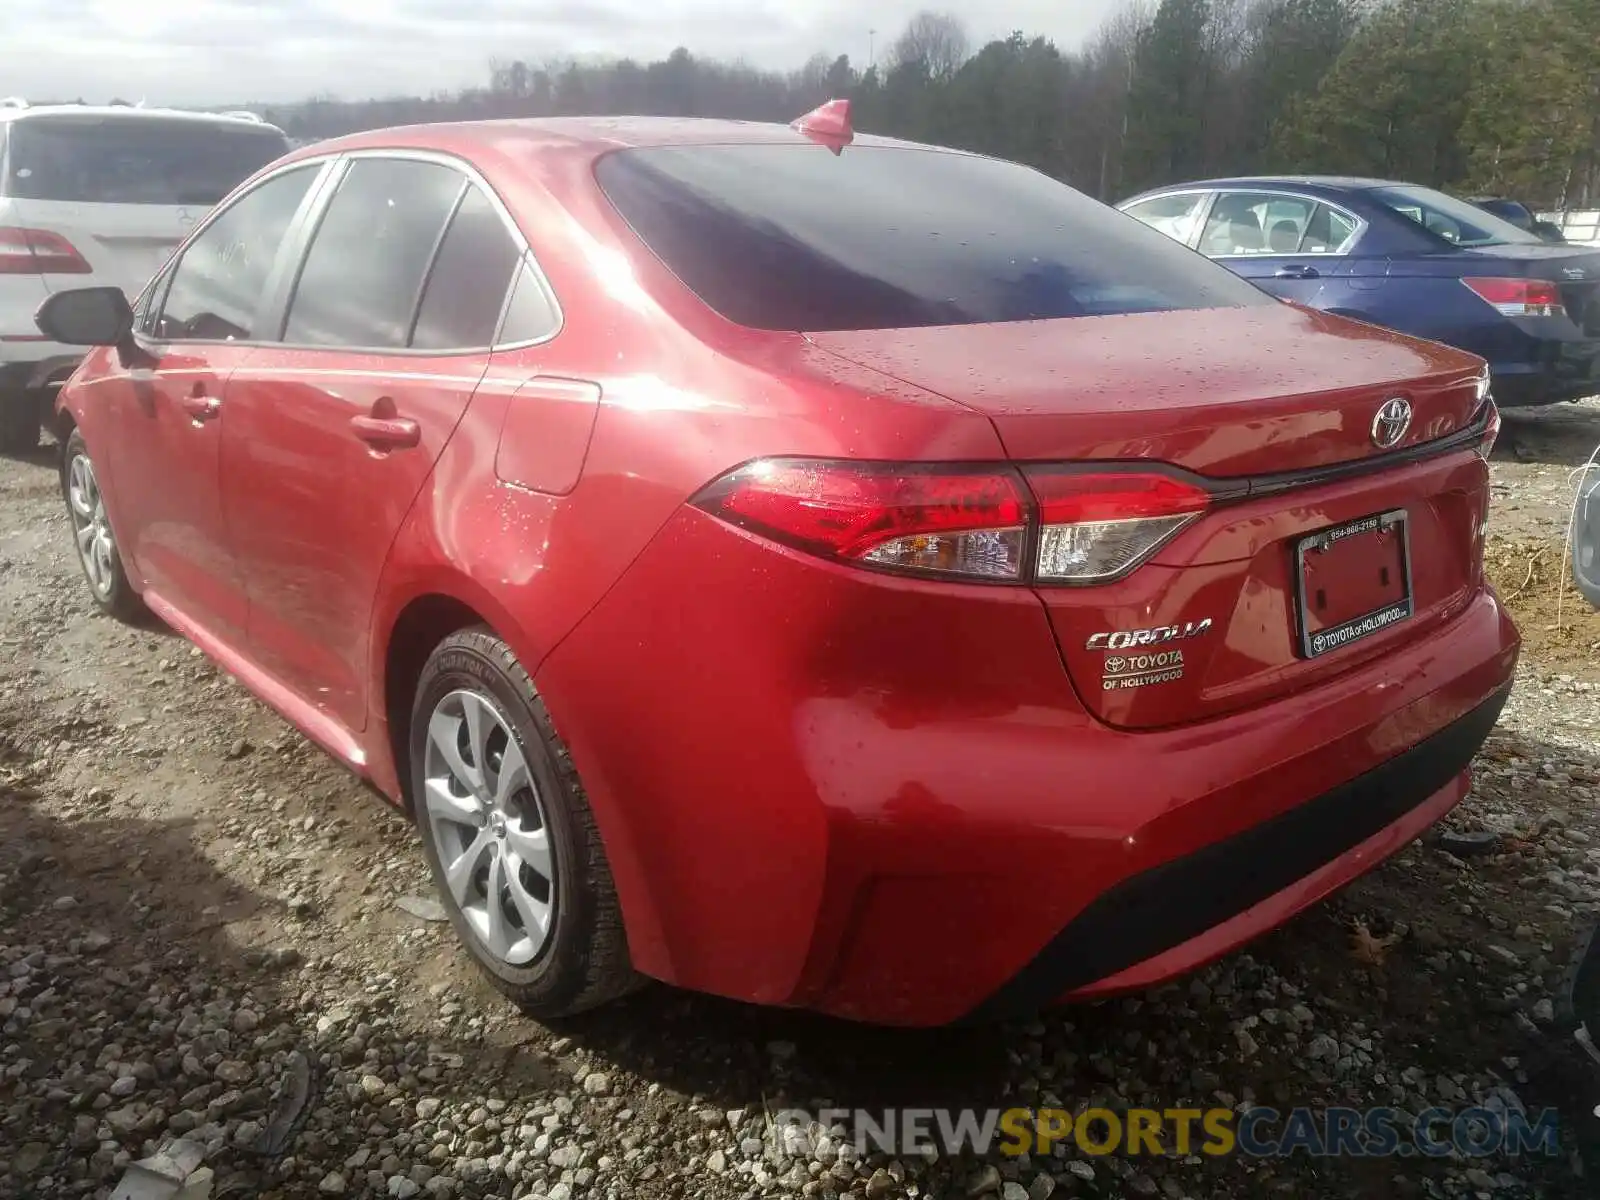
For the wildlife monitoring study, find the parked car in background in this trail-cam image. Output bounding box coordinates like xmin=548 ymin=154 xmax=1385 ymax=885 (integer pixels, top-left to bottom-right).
xmin=1467 ymin=196 xmax=1568 ymax=243
xmin=1541 ymin=209 xmax=1600 ymax=248
xmin=38 ymin=113 xmax=1517 ymax=1026
xmin=1121 ymin=177 xmax=1600 ymax=407
xmin=0 ymin=101 xmax=291 ymax=452
xmin=1572 ymin=442 xmax=1600 ymax=608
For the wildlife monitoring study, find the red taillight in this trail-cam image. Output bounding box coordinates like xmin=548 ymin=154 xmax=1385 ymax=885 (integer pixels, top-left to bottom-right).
xmin=0 ymin=227 xmax=92 ymax=275
xmin=1462 ymin=277 xmax=1565 ymax=319
xmin=691 ymin=459 xmax=1210 ymax=584
xmin=692 ymin=460 xmax=1029 ymax=580
xmin=1024 ymin=468 xmax=1210 ymax=583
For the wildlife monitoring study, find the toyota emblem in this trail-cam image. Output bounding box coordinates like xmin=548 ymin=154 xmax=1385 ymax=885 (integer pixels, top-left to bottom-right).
xmin=1371 ymin=396 xmax=1412 ymax=449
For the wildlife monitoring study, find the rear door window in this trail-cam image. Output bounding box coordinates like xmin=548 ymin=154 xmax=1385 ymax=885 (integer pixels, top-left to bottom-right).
xmin=596 ymin=144 xmax=1271 ymax=332
xmin=282 ymin=158 xmax=465 ymax=349
xmin=1200 ymin=192 xmax=1319 ymax=256
xmin=4 ymin=115 xmax=290 ymax=206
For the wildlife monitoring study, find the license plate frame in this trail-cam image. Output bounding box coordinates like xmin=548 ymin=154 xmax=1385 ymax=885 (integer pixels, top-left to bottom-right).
xmin=1294 ymin=509 xmax=1413 ymax=660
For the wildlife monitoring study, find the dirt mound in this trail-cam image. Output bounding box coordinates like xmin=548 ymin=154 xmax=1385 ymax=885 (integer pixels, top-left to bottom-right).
xmin=1486 ymin=534 xmax=1600 ymax=679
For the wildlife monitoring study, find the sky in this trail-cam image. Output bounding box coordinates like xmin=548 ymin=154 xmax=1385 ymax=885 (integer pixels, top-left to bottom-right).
xmin=0 ymin=0 xmax=1128 ymax=108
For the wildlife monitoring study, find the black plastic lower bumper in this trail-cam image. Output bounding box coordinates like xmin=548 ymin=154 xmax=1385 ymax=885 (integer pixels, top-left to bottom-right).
xmin=966 ymin=684 xmax=1511 ymax=1022
xmin=1492 ymin=337 xmax=1600 ymax=407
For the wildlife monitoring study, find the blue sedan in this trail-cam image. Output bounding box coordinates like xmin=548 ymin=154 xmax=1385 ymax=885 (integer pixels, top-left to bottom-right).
xmin=1120 ymin=176 xmax=1600 ymax=406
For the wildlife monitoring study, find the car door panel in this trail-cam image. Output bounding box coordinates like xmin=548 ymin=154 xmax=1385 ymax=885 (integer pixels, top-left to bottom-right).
xmin=99 ymin=161 xmax=329 ymax=644
xmin=222 ymin=355 xmax=484 ymax=730
xmin=219 ymin=155 xmax=527 ymax=733
xmin=112 ymin=350 xmax=249 ymax=641
xmin=1203 ymin=191 xmax=1331 ymax=308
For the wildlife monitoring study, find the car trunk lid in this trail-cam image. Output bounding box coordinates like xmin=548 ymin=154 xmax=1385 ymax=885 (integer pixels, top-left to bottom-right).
xmin=808 ymin=303 xmax=1485 ymax=475
xmin=809 ymin=303 xmax=1493 ymax=729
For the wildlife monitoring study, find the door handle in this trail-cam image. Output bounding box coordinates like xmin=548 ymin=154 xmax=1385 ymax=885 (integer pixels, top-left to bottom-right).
xmin=350 ymin=414 xmax=421 ymax=450
xmin=1274 ymin=264 xmax=1320 ymax=280
xmin=178 ymin=394 xmax=221 ymax=422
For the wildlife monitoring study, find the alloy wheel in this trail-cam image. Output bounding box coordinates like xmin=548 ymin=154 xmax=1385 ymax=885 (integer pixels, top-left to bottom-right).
xmin=67 ymin=452 xmax=116 ymax=599
xmin=422 ymin=688 xmax=556 ymax=965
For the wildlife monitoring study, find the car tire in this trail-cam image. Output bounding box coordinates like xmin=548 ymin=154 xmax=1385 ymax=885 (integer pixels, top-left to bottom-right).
xmin=0 ymin=391 xmax=40 ymax=455
xmin=60 ymin=429 xmax=143 ymax=620
xmin=410 ymin=628 xmax=638 ymax=1018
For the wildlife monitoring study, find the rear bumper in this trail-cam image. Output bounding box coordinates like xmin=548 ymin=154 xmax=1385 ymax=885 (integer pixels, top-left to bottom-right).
xmin=538 ymin=505 xmax=1521 ymax=1026
xmin=968 ymin=682 xmax=1506 ymax=1020
xmin=1488 ymin=334 xmax=1600 ymax=405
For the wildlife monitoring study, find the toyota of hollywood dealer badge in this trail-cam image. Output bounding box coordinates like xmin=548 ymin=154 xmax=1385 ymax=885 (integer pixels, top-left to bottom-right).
xmin=1088 ymin=619 xmax=1214 ymax=692
xmin=1101 ymin=648 xmax=1187 ymax=691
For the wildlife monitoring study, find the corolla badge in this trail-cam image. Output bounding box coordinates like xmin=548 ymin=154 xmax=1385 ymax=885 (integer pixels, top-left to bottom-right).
xmin=1370 ymin=396 xmax=1412 ymax=449
xmin=1086 ymin=619 xmax=1213 ymax=651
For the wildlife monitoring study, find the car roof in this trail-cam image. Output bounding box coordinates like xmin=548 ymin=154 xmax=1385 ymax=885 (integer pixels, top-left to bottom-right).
xmin=1138 ymin=175 xmax=1407 ymax=193
xmin=284 ymin=116 xmax=949 ymax=163
xmin=0 ymin=103 xmax=285 ymax=134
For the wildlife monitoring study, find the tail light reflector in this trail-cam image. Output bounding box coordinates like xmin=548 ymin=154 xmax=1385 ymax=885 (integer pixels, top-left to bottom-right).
xmin=0 ymin=227 xmax=92 ymax=275
xmin=1462 ymin=277 xmax=1565 ymax=318
xmin=692 ymin=459 xmax=1210 ymax=585
xmin=692 ymin=459 xmax=1028 ymax=580
xmin=1024 ymin=468 xmax=1211 ymax=582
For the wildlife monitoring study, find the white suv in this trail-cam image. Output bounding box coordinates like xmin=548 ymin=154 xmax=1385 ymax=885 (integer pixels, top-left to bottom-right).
xmin=0 ymin=102 xmax=292 ymax=451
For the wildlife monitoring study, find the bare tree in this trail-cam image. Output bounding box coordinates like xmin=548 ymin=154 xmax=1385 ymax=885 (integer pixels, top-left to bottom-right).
xmin=887 ymin=11 xmax=971 ymax=80
xmin=1083 ymin=1 xmax=1152 ymax=198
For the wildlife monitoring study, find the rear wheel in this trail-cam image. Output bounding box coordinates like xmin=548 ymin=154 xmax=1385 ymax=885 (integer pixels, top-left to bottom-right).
xmin=410 ymin=628 xmax=637 ymax=1017
xmin=0 ymin=390 xmax=40 ymax=455
xmin=61 ymin=429 xmax=142 ymax=620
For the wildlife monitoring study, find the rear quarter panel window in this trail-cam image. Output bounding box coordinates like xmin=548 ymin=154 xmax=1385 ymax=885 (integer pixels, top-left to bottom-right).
xmin=596 ymin=144 xmax=1273 ymax=332
xmin=497 ymin=257 xmax=561 ymax=345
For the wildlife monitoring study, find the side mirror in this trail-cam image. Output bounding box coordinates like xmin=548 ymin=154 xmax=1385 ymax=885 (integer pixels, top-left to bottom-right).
xmin=34 ymin=286 xmax=134 ymax=348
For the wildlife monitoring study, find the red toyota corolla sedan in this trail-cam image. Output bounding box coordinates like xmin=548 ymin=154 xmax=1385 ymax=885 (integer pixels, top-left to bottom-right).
xmin=35 ymin=107 xmax=1519 ymax=1027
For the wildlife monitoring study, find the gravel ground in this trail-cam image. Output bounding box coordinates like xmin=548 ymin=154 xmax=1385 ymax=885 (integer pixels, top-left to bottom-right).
xmin=5 ymin=403 xmax=1600 ymax=1200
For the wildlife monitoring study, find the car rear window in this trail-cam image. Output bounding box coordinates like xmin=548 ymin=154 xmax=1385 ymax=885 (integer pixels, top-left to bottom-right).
xmin=595 ymin=144 xmax=1273 ymax=332
xmin=3 ymin=115 xmax=290 ymax=206
xmin=1368 ymin=185 xmax=1544 ymax=249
